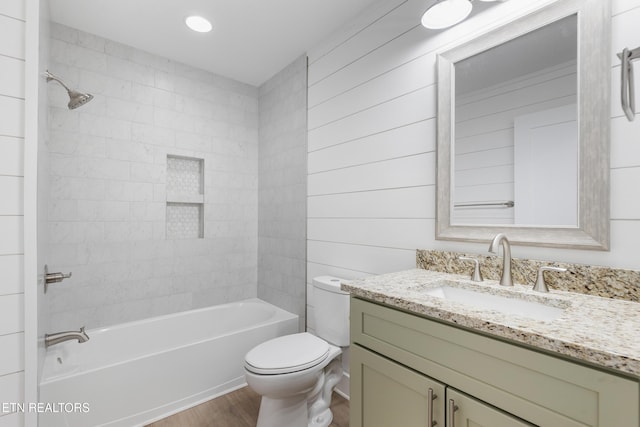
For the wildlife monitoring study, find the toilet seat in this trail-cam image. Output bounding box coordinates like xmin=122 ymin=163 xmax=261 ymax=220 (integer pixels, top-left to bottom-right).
xmin=245 ymin=332 xmax=330 ymax=375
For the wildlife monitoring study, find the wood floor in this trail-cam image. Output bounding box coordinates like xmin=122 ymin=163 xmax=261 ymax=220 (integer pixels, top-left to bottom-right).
xmin=146 ymin=386 xmax=349 ymax=427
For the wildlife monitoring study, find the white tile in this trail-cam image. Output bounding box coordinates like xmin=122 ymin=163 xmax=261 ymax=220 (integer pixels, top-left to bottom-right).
xmin=44 ymin=25 xmax=265 ymax=330
xmin=0 ymin=177 xmax=23 ymax=215
xmin=0 ymin=256 xmax=23 ymax=296
xmin=0 ymin=217 xmax=23 ymax=255
xmin=0 ymin=15 xmax=24 ymax=60
xmin=0 ymin=333 xmax=23 ymax=376
xmin=0 ymin=294 xmax=23 ymax=335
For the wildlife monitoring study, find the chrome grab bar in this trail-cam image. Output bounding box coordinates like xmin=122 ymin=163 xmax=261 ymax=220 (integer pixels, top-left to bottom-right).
xmin=454 ymin=200 xmax=514 ymax=208
xmin=618 ymin=47 xmax=640 ymax=121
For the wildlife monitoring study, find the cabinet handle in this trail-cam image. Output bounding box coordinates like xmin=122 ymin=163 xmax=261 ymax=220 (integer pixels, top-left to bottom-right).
xmin=427 ymin=388 xmax=438 ymax=426
xmin=448 ymin=399 xmax=459 ymax=427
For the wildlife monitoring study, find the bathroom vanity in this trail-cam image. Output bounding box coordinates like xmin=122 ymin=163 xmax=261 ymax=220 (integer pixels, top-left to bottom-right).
xmin=343 ymin=269 xmax=640 ymax=427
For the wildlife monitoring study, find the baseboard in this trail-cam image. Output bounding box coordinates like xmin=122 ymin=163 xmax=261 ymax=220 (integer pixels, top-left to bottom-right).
xmin=334 ymin=372 xmax=350 ymax=400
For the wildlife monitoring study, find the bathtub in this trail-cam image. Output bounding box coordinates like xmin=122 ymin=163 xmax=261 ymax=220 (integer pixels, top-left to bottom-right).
xmin=39 ymin=298 xmax=298 ymax=427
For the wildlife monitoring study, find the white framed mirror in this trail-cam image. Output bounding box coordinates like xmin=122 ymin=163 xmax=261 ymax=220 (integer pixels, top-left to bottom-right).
xmin=436 ymin=0 xmax=610 ymax=250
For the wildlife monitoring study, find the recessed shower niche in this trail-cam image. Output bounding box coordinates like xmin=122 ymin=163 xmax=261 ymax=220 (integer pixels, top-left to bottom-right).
xmin=166 ymin=155 xmax=204 ymax=239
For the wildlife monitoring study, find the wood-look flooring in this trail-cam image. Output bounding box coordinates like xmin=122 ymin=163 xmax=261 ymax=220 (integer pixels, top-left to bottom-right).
xmin=146 ymin=386 xmax=349 ymax=427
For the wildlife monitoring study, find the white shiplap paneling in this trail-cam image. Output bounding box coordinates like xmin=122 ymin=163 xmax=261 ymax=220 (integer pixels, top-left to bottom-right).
xmin=0 ymin=14 xmax=25 ymax=60
xmin=308 ymin=153 xmax=434 ymax=196
xmin=0 ymin=177 xmax=24 ymax=215
xmin=0 ymin=255 xmax=23 ymax=296
xmin=0 ymin=372 xmax=24 ymax=411
xmin=0 ymin=294 xmax=24 ymax=336
xmin=307 ymin=0 xmax=640 ymax=325
xmin=0 ymin=0 xmax=25 ymax=20
xmin=0 ymin=56 xmax=25 ymax=99
xmin=0 ymin=97 xmax=25 ymax=138
xmin=309 ymin=85 xmax=435 ymax=151
xmin=0 ymin=137 xmax=24 ymax=176
xmin=0 ymin=217 xmax=24 ymax=255
xmin=308 ymin=119 xmax=434 ymax=173
xmin=308 ymin=186 xmax=434 ymax=219
xmin=0 ymin=334 xmax=24 ymax=376
xmin=0 ymin=0 xmax=25 ymax=423
xmin=307 ymin=240 xmax=415 ymax=275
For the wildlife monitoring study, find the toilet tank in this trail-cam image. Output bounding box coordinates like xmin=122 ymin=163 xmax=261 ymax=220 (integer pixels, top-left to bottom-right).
xmin=312 ymin=276 xmax=350 ymax=347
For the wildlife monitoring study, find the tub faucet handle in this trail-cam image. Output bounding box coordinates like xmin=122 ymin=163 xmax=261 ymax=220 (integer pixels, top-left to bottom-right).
xmin=533 ymin=266 xmax=567 ymax=293
xmin=44 ymin=265 xmax=72 ymax=293
xmin=458 ymin=257 xmax=483 ymax=282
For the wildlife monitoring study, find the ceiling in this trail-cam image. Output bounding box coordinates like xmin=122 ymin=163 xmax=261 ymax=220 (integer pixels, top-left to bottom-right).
xmin=49 ymin=0 xmax=384 ymax=87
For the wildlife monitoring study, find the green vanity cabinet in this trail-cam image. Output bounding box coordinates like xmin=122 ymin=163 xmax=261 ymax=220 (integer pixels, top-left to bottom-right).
xmin=350 ymin=297 xmax=640 ymax=427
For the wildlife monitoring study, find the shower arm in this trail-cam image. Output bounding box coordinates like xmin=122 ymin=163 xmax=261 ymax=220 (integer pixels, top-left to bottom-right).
xmin=618 ymin=47 xmax=640 ymax=121
xmin=45 ymin=70 xmax=73 ymax=93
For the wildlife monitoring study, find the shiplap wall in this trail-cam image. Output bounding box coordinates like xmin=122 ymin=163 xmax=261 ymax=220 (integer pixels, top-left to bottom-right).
xmin=306 ymin=0 xmax=640 ymax=308
xmin=0 ymin=1 xmax=26 ymax=426
xmin=453 ymin=62 xmax=577 ymax=224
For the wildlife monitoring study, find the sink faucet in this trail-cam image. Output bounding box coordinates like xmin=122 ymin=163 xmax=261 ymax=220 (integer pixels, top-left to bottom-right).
xmin=488 ymin=233 xmax=513 ymax=286
xmin=45 ymin=327 xmax=89 ymax=348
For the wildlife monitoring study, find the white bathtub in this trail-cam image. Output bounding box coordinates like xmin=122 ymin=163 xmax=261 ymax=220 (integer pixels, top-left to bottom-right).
xmin=39 ymin=298 xmax=298 ymax=427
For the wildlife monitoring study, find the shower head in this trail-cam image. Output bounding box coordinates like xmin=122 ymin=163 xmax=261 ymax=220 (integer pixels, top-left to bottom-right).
xmin=45 ymin=70 xmax=94 ymax=110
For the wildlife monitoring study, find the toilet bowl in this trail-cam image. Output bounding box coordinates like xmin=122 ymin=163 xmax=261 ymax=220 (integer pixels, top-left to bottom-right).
xmin=244 ymin=276 xmax=350 ymax=427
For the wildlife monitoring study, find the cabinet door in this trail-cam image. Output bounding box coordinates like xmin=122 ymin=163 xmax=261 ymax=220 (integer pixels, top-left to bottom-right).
xmin=351 ymin=345 xmax=446 ymax=427
xmin=446 ymin=388 xmax=535 ymax=427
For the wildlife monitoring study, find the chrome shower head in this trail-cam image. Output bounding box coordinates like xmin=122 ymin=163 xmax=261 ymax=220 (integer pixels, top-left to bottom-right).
xmin=45 ymin=70 xmax=94 ymax=110
xmin=66 ymin=90 xmax=94 ymax=110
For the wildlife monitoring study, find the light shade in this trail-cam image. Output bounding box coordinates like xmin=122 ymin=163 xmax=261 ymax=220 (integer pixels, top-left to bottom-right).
xmin=185 ymin=15 xmax=212 ymax=33
xmin=421 ymin=0 xmax=473 ymax=29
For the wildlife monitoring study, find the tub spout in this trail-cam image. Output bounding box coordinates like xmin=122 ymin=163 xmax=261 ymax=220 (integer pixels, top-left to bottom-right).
xmin=45 ymin=326 xmax=89 ymax=348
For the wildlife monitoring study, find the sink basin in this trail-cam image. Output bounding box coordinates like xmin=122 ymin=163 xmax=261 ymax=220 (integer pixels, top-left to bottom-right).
xmin=423 ymin=285 xmax=564 ymax=321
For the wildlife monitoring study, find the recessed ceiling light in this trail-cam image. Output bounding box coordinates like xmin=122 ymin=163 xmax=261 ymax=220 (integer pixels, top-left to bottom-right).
xmin=185 ymin=15 xmax=212 ymax=33
xmin=421 ymin=0 xmax=473 ymax=29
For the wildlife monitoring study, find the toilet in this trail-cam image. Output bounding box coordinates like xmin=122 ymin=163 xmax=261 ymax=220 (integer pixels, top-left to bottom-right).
xmin=244 ymin=276 xmax=350 ymax=427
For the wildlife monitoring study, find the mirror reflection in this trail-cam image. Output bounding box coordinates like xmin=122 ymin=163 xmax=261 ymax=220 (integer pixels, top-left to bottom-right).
xmin=452 ymin=14 xmax=578 ymax=227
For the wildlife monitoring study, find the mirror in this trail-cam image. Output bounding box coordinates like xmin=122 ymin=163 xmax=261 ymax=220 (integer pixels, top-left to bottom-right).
xmin=436 ymin=0 xmax=610 ymax=250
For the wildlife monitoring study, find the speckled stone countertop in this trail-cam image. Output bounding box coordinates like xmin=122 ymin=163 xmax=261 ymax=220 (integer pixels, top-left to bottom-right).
xmin=342 ymin=269 xmax=640 ymax=379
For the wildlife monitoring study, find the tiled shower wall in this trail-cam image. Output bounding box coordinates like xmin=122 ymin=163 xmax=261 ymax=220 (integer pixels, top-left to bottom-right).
xmin=258 ymin=55 xmax=308 ymax=332
xmin=47 ymin=23 xmax=259 ymax=330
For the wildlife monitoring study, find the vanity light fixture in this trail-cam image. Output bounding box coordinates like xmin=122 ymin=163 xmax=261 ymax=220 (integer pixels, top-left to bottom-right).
xmin=421 ymin=0 xmax=472 ymax=29
xmin=185 ymin=15 xmax=212 ymax=33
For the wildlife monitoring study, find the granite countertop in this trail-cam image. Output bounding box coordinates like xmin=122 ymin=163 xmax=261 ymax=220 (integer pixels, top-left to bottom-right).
xmin=342 ymin=269 xmax=640 ymax=378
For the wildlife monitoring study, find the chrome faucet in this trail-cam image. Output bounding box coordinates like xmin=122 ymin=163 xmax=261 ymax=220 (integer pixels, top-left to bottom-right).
xmin=488 ymin=233 xmax=513 ymax=286
xmin=45 ymin=327 xmax=89 ymax=348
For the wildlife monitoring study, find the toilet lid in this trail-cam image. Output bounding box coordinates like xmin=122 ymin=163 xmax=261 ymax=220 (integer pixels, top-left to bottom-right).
xmin=245 ymin=332 xmax=330 ymax=375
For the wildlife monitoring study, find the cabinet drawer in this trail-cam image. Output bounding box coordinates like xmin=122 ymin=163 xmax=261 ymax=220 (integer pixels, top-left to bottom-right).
xmin=351 ymin=297 xmax=640 ymax=427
